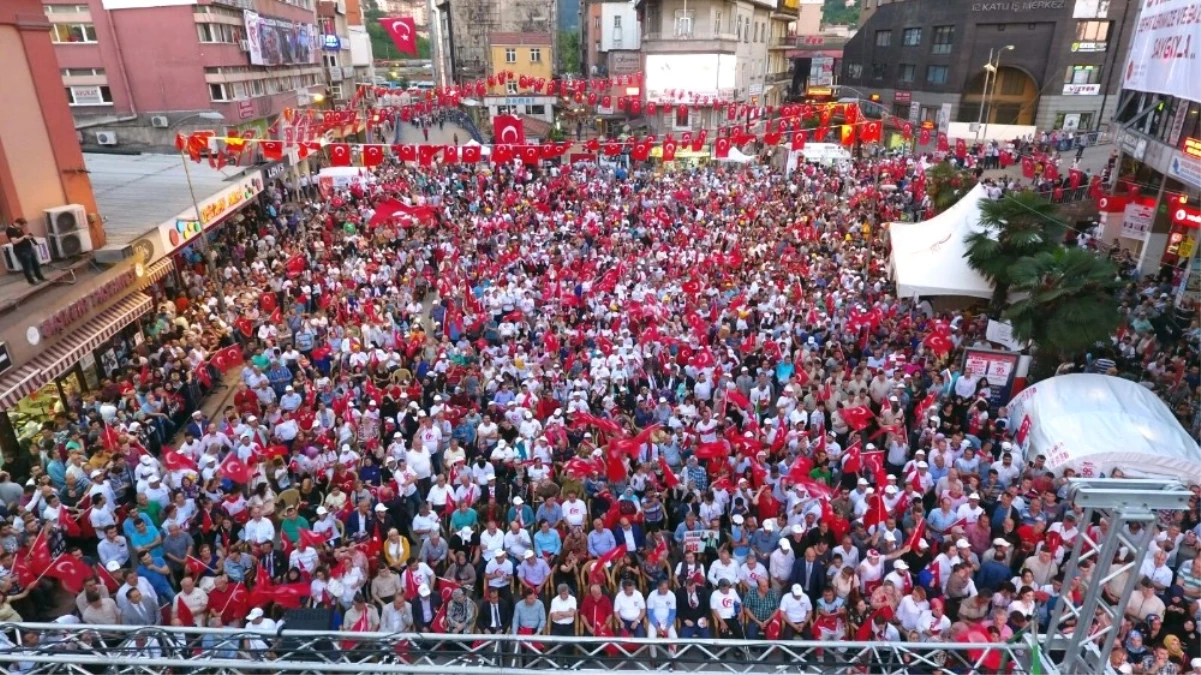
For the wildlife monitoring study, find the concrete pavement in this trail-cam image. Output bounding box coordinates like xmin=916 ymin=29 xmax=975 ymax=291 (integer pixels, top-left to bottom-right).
xmin=396 ymin=121 xmax=472 ymax=146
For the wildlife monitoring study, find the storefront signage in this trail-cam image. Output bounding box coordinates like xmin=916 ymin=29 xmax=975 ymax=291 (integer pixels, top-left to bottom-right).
xmin=37 ymin=269 xmax=137 ymax=343
xmin=1121 ymin=202 xmax=1155 ymax=240
xmin=1169 ymin=155 xmax=1201 ymax=190
xmin=971 ymin=0 xmax=1065 ymax=10
xmin=608 ymin=51 xmax=641 ymax=75
xmin=158 ymin=172 xmax=264 ymax=252
xmin=1173 ymin=204 xmax=1201 ymax=228
xmin=1184 ymin=137 xmax=1201 ymax=159
xmin=0 ymin=341 xmax=11 ymax=377
xmin=1118 ymin=129 xmax=1148 ymax=160
xmin=963 ymin=348 xmax=1021 ymax=409
xmin=1071 ymin=41 xmax=1107 ymax=52
xmin=806 ymin=87 xmax=833 ymax=96
xmin=1062 ymin=83 xmax=1101 ymax=95
xmin=323 ymin=34 xmax=341 ymax=50
xmin=895 ymin=90 xmax=912 ymax=103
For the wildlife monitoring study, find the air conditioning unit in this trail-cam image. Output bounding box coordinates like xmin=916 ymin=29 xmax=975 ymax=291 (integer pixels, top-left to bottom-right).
xmin=239 ymin=39 xmax=250 ymax=52
xmin=50 ymin=230 xmax=94 ymax=259
xmin=95 ymin=131 xmax=118 ymax=145
xmin=150 ymin=115 xmax=170 ymax=128
xmin=93 ymin=243 xmax=134 ymax=264
xmin=2 ymin=238 xmax=51 ymax=272
xmin=45 ymin=204 xmax=87 ymax=236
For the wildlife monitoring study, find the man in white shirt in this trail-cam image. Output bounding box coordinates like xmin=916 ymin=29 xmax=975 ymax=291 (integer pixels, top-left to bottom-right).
xmin=709 ymin=578 xmax=744 ymax=639
xmin=778 ymin=584 xmax=812 ymax=639
xmin=562 ymin=492 xmax=588 ymax=528
xmin=548 ymin=584 xmax=577 ymax=636
xmin=707 ymin=549 xmax=739 ymax=587
xmin=98 ymin=527 xmax=130 ymax=568
xmin=646 ymin=578 xmax=678 ymax=639
xmin=613 ymin=580 xmax=647 ymax=637
xmin=917 ymin=598 xmax=952 ymax=642
xmin=243 ymin=508 xmax=276 ymax=545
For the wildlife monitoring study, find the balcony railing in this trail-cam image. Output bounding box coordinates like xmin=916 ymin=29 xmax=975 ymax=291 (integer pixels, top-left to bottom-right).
xmin=643 ymin=31 xmax=739 ymax=42
xmin=768 ymin=70 xmax=793 ymax=84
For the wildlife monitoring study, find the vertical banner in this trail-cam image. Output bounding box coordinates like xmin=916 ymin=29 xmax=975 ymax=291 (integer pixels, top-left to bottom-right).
xmin=962 ymin=348 xmax=1021 ymax=409
xmin=1121 ymin=0 xmax=1201 ymax=104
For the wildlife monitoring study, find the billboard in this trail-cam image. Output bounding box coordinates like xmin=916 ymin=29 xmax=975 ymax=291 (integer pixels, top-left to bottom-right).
xmin=962 ymin=348 xmax=1020 ymax=409
xmin=243 ymin=10 xmax=318 ymax=67
xmin=645 ymin=54 xmax=736 ymax=100
xmin=1121 ymin=0 xmax=1201 ymax=104
xmin=810 ymin=56 xmax=834 ymax=87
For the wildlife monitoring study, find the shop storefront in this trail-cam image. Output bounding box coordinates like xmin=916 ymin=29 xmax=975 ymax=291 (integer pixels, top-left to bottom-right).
xmin=158 ymin=170 xmax=264 ymax=275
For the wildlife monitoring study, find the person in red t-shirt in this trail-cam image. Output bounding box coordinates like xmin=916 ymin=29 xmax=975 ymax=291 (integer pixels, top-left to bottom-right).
xmin=579 ymin=583 xmax=614 ymax=636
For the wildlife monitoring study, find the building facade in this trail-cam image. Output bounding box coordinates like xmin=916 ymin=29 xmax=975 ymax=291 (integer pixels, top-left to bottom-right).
xmin=0 ymin=0 xmax=103 ymax=248
xmin=430 ymin=0 xmax=557 ymax=87
xmin=838 ymin=0 xmax=1137 ymax=131
xmin=376 ymin=0 xmax=426 ymax=26
xmin=484 ymin=32 xmax=557 ymax=123
xmin=46 ymin=0 xmax=327 ymax=152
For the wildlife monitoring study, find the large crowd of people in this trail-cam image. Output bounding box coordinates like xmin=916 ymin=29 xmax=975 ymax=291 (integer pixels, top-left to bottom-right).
xmin=0 ymin=128 xmax=1198 ymax=675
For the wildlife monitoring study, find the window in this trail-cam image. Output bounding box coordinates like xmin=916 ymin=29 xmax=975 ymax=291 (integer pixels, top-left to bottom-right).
xmin=209 ymin=83 xmax=230 ymax=101
xmin=60 ymin=67 xmax=105 ymax=77
xmin=931 ymin=25 xmax=954 ymax=55
xmin=529 ymin=105 xmax=546 ymax=115
xmin=871 ymin=63 xmax=886 ymax=79
xmin=674 ymin=10 xmax=693 ymax=36
xmin=902 ymin=27 xmax=921 ymax=46
xmin=1075 ymin=20 xmax=1110 ymax=49
xmin=892 ymin=103 xmax=910 ymax=119
xmin=899 ymin=63 xmax=915 ymax=82
xmin=674 ymin=105 xmax=690 ymax=129
xmin=847 ymin=63 xmax=863 ymax=79
xmin=64 ymin=85 xmax=112 ymax=106
xmin=529 ymin=48 xmax=541 ymax=63
xmin=50 ymin=23 xmax=97 ymax=43
xmin=196 ymin=23 xmax=241 ymax=44
xmin=506 ymin=82 xmax=518 ymax=95
xmin=1064 ymin=64 xmax=1103 ymax=85
xmin=323 ymin=53 xmax=338 ymax=68
xmin=505 ymin=48 xmax=516 ymax=63
xmin=250 ymin=79 xmax=265 ymax=96
xmin=715 ymin=11 xmax=723 ymax=33
xmin=736 ymin=16 xmax=743 ymax=40
xmin=614 ymin=15 xmax=622 ymax=28
xmin=1000 ymin=72 xmax=1027 ymax=95
xmin=875 ymin=30 xmax=891 ymax=47
xmin=594 ymin=16 xmax=600 ymax=29
xmin=925 ymin=65 xmax=948 ymax=84
xmin=45 ymin=4 xmax=90 ymax=13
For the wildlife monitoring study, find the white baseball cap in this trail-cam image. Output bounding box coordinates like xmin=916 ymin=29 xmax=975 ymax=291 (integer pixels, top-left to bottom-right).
xmin=247 ymin=608 xmax=264 ymax=620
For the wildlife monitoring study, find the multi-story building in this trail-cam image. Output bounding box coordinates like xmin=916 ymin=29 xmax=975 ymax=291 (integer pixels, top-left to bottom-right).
xmin=837 ymin=0 xmax=1137 ymax=132
xmin=634 ymin=0 xmax=778 ymax=133
xmin=764 ymin=0 xmax=797 ymax=108
xmin=319 ymin=0 xmax=373 ymax=103
xmin=430 ymin=0 xmax=557 ymax=87
xmin=46 ymin=0 xmax=327 ymax=152
xmin=484 ymin=32 xmax=556 ymax=123
xmin=584 ymin=0 xmax=641 ymax=78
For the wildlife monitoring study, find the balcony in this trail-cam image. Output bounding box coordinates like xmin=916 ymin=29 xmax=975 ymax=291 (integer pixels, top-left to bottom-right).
xmin=769 ymin=35 xmax=795 ymax=49
xmin=642 ymin=31 xmax=740 ymax=54
xmin=768 ymin=70 xmax=793 ymax=84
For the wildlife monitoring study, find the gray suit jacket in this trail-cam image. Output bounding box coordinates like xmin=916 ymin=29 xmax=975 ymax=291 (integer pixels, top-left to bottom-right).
xmin=120 ymin=598 xmax=160 ymax=626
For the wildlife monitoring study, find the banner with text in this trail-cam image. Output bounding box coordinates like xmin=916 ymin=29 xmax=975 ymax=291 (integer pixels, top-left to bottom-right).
xmin=1121 ymin=0 xmax=1201 ymax=104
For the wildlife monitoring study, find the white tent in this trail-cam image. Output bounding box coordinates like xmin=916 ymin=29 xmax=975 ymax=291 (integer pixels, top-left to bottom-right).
xmin=464 ymin=139 xmax=492 ymax=156
xmin=1007 ymin=374 xmax=1201 ymax=483
xmin=890 ymin=184 xmax=994 ymax=299
xmin=716 ymin=147 xmax=755 ymax=163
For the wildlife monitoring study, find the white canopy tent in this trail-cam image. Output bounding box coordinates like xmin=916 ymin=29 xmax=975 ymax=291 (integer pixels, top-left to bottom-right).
xmin=1007 ymin=374 xmax=1201 ymax=483
xmin=716 ymin=147 xmax=755 ymax=163
xmin=890 ymin=184 xmax=994 ymax=299
xmin=464 ymin=139 xmax=492 ymax=156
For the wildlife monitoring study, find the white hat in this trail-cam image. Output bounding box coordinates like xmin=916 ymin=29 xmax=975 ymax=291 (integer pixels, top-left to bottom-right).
xmin=418 ymin=583 xmax=431 ymax=597
xmin=779 ymin=539 xmax=791 ymax=551
xmin=494 ymin=549 xmax=506 ymax=557
xmin=148 ymin=474 xmax=161 ymax=483
xmin=956 ymin=539 xmax=970 ymax=549
xmin=459 ymin=527 xmax=473 ymax=539
xmin=285 ymin=385 xmax=294 ymax=392
xmin=969 ymin=492 xmax=980 ymax=500
xmin=893 ymin=560 xmax=909 ymax=571
xmin=523 ymin=549 xmax=535 ymax=559
xmin=732 ymin=514 xmax=744 ymax=525
xmin=918 ymin=539 xmax=930 ymax=549
xmin=916 ymin=461 xmax=928 ymax=468
xmin=791 ymin=583 xmax=804 ymax=596
xmin=90 ymin=469 xmax=104 ymax=478
xmin=884 ymin=485 xmax=897 ymax=494
xmin=857 ymin=477 xmax=868 ymax=486
xmin=993 ymin=538 xmax=1011 ymax=547
xmin=316 ymin=506 xmax=328 ymax=516
xmin=883 ymin=531 xmax=896 ymax=542
xmin=247 ymin=608 xmax=265 ymax=620
xmin=140 ymin=455 xmax=153 ymax=466
xmin=513 ymin=497 xmax=524 ymax=506
xmin=866 ymin=443 xmax=876 ymax=450
xmin=105 ymin=560 xmax=122 ymax=572
xmin=791 ymin=524 xmax=804 ymax=534
xmin=192 ymin=411 xmax=203 ymax=418
xmin=763 ymin=519 xmax=775 ymax=532
xmin=375 ymin=503 xmax=388 ymax=512
xmin=1001 ymin=442 xmax=1013 ymax=450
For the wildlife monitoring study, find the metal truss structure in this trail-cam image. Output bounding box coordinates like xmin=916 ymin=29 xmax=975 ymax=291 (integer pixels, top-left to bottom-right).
xmin=0 ymin=478 xmax=1189 ymax=675
xmin=0 ymin=623 xmax=1046 ymax=675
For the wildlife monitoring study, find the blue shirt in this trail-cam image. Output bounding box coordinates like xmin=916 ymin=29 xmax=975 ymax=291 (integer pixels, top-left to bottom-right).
xmin=533 ymin=529 xmax=561 ymax=557
xmin=138 ymin=562 xmax=177 ymax=602
xmin=126 ymin=516 xmax=164 ymax=559
xmin=587 ymin=529 xmax=617 ymax=557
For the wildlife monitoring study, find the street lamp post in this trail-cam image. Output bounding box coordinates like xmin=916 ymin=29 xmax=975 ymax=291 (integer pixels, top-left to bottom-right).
xmin=172 ymin=111 xmax=229 ymax=316
xmin=981 ymin=45 xmax=1015 ymax=142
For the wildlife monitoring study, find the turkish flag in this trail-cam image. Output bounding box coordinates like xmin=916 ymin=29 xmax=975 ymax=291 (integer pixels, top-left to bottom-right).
xmin=907 ymin=518 xmax=927 ymax=551
xmin=492 ymin=144 xmax=514 ymax=163
xmin=603 ymin=141 xmax=621 ymax=157
xmin=631 ymin=140 xmax=650 ymax=161
xmin=1021 ymin=155 xmax=1036 ymax=179
xmin=461 ymin=145 xmax=482 ymax=163
xmin=362 ymin=145 xmax=384 ymax=166
xmin=94 ymin=563 xmax=120 ymax=593
xmin=379 ymin=17 xmax=417 ymax=55
xmin=520 ymin=144 xmax=541 ymax=165
xmin=937 ymin=133 xmax=949 ymax=152
xmin=630 ymin=99 xmax=642 ymax=114
xmin=1096 ymin=193 xmax=1129 ymax=212
xmin=1044 ymin=161 xmax=1059 ymax=180
xmin=764 ymin=131 xmax=782 ymax=145
xmin=661 ymin=139 xmax=677 ymax=162
xmin=955 ymin=138 xmax=967 ymax=159
xmin=163 ymin=449 xmax=197 ymax=473
xmin=46 ymin=554 xmax=92 ymax=593
xmin=492 ymin=114 xmax=525 ymax=145
xmin=919 ymin=127 xmax=931 ymax=145
xmin=714 ymin=136 xmax=730 ymax=158
xmin=841 ymin=405 xmax=874 ymax=431
xmin=417 ymin=145 xmax=438 ymax=166
xmin=862 ymin=121 xmax=882 ymax=143
xmin=692 ymin=129 xmax=707 ymax=153
xmin=925 ymin=333 xmax=953 ymax=355
xmin=791 ymin=130 xmax=807 ymax=151
xmin=27 ymin=531 xmax=51 ymax=570
xmin=300 ymin=528 xmax=331 ymax=549
xmin=219 ymin=453 xmax=251 ymax=484
xmin=328 ymin=143 xmax=352 ymax=167
xmin=260 ymin=140 xmax=284 ymax=161
xmin=863 ymin=493 xmax=889 ymax=529
xmin=1069 ymin=168 xmax=1084 ymax=189
xmin=902 ymin=122 xmax=913 ymax=140
xmin=186 ymin=555 xmax=209 ymax=577
xmin=442 ymin=145 xmax=458 ymax=163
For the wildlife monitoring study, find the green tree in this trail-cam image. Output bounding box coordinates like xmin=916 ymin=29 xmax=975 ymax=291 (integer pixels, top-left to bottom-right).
xmin=558 ymin=30 xmax=581 ymax=76
xmin=965 ymin=191 xmax=1067 ymax=312
xmin=1004 ymin=247 xmax=1122 ymax=381
xmin=822 ymin=0 xmax=860 ymax=26
xmin=925 ymin=162 xmax=977 ymax=214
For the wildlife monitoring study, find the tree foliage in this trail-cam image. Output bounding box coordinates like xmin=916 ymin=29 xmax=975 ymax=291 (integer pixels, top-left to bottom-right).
xmin=822 ymin=0 xmax=859 ymax=26
xmin=925 ymin=162 xmax=978 ymax=215
xmin=1004 ymin=247 xmax=1122 ymax=379
xmin=558 ymin=30 xmax=581 ymax=76
xmin=965 ymin=191 xmax=1068 ymax=312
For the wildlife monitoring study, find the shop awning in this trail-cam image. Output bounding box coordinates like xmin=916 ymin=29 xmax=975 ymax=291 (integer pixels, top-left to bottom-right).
xmin=0 ymin=363 xmax=47 ymax=411
xmin=140 ymin=257 xmax=175 ymax=286
xmin=30 ymin=293 xmax=154 ymax=383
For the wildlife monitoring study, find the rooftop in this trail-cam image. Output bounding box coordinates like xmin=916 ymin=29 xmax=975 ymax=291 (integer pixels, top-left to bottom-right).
xmin=490 ymin=32 xmax=554 ymax=46
xmin=85 ymin=153 xmax=254 ymax=250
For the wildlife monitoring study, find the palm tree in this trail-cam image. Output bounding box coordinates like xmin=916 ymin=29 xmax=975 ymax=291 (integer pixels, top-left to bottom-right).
xmin=1004 ymin=247 xmax=1122 ymax=382
xmin=965 ymin=191 xmax=1068 ymax=313
xmin=926 ymin=162 xmax=977 ymax=214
